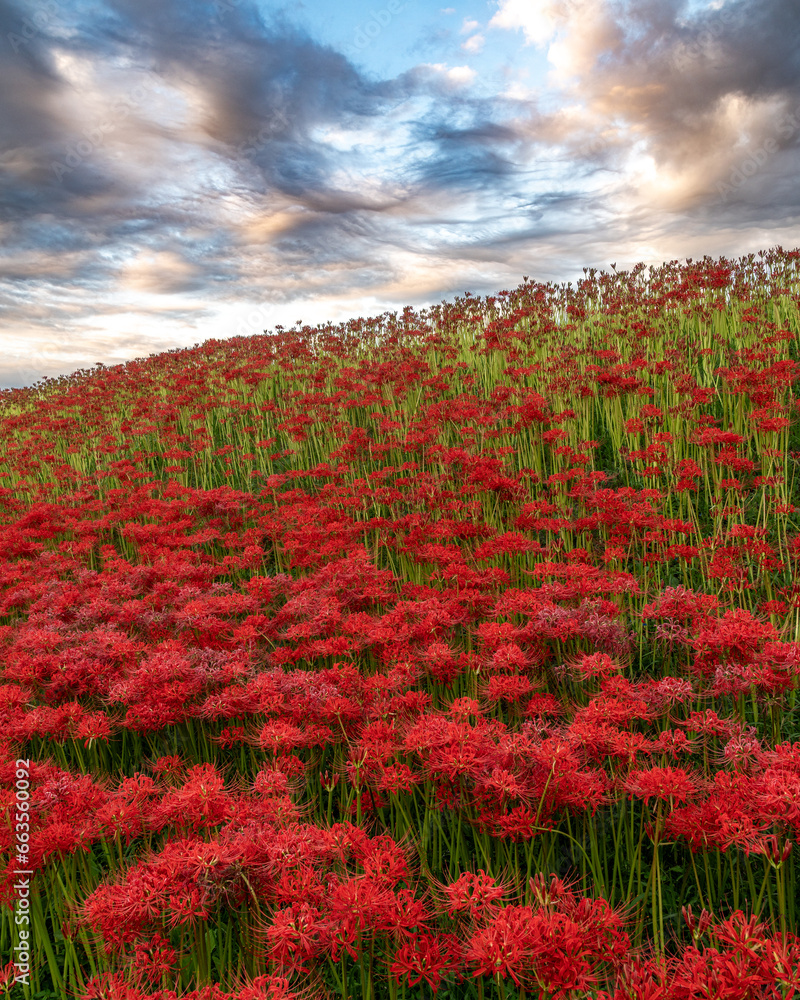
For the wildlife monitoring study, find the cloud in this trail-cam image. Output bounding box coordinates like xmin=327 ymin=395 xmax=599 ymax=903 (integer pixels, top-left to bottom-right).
xmin=414 ymin=63 xmax=478 ymax=90
xmin=490 ymin=0 xmax=800 ymax=213
xmin=1 ymin=0 xmax=799 ymax=388
xmin=489 ymin=0 xmax=568 ymax=47
xmin=462 ymin=34 xmax=484 ymax=54
xmin=121 ymin=250 xmax=205 ymax=294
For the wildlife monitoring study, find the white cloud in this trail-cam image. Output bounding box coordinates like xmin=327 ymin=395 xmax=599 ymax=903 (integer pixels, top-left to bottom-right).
xmin=460 ymin=18 xmax=480 ymax=33
xmin=489 ymin=0 xmax=624 ymax=84
xmin=445 ymin=65 xmax=477 ymax=85
xmin=422 ymin=63 xmax=478 ymax=86
xmin=462 ymin=34 xmax=485 ymax=53
xmin=489 ymin=0 xmax=566 ymax=47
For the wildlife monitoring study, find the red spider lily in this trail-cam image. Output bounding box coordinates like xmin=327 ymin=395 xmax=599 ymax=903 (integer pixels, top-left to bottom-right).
xmin=1 ymin=249 xmax=800 ymax=998
xmin=152 ymin=763 xmax=234 ymax=831
xmin=132 ymin=932 xmax=178 ymax=983
xmin=78 ymin=971 xmax=152 ymax=999
xmin=421 ymin=641 xmax=461 ymax=683
xmin=0 ymin=961 xmax=17 ymax=989
xmin=492 ymin=804 xmax=554 ymax=841
xmin=675 ymin=709 xmax=740 ymax=741
xmin=441 ymin=870 xmax=512 ymax=919
xmin=353 ymin=834 xmax=411 ymax=886
xmin=388 ymin=931 xmax=462 ymax=992
xmin=622 ymin=766 xmax=705 ymax=806
xmin=568 ymin=651 xmax=624 ymax=681
xmin=669 ymin=943 xmax=774 ymax=999
xmin=261 ymin=902 xmax=325 ymax=973
xmin=463 ymin=905 xmax=533 ymax=986
xmin=323 ymin=875 xmax=425 ymax=960
xmin=148 ymin=754 xmax=186 ymax=781
xmin=464 ymin=897 xmax=630 ymax=991
xmin=166 ymin=885 xmax=211 ymax=927
xmin=236 ymin=974 xmax=310 ymax=999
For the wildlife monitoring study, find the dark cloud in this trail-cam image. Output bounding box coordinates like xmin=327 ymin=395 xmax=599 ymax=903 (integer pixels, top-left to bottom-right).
xmin=0 ymin=0 xmax=85 ymax=220
xmin=538 ymin=0 xmax=800 ymax=214
xmin=0 ymin=0 xmax=62 ymax=140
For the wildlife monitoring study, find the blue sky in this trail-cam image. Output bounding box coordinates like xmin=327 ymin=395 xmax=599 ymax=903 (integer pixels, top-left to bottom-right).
xmin=1 ymin=0 xmax=799 ymax=387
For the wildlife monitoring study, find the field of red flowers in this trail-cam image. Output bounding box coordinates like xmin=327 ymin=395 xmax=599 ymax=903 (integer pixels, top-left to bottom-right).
xmin=2 ymin=247 xmax=800 ymax=999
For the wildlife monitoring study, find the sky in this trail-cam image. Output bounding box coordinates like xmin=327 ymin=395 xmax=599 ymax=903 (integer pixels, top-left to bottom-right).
xmin=1 ymin=0 xmax=799 ymax=388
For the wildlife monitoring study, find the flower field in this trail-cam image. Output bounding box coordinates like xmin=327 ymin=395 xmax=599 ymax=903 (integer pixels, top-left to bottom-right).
xmin=3 ymin=246 xmax=800 ymax=999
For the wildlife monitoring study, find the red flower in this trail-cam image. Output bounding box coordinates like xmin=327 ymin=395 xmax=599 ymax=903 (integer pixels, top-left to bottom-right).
xmin=389 ymin=932 xmax=461 ymax=992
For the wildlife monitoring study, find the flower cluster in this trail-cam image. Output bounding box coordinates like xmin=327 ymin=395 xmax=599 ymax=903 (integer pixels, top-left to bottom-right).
xmin=1 ymin=247 xmax=800 ymax=997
